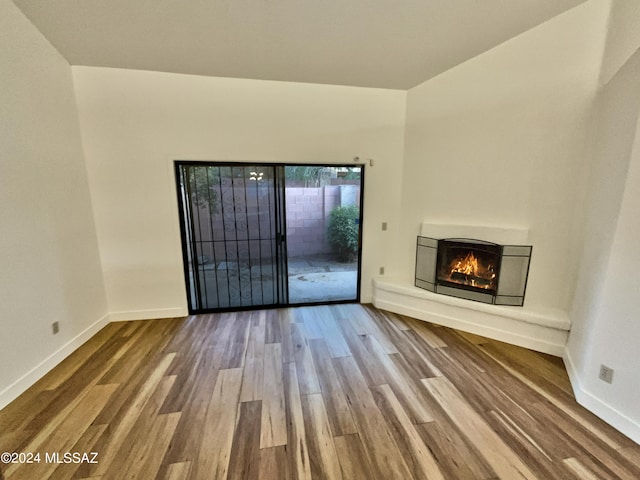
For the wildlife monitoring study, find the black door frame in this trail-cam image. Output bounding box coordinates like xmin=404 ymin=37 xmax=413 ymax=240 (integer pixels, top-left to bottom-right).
xmin=175 ymin=161 xmax=365 ymax=314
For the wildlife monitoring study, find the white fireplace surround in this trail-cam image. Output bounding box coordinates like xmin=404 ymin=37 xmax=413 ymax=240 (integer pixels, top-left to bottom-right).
xmin=372 ymin=223 xmax=570 ymax=356
xmin=419 ymin=222 xmax=530 ymax=245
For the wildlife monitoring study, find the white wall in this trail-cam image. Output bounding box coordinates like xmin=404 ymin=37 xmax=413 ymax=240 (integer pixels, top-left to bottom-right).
xmin=599 ymin=0 xmax=640 ymax=85
xmin=566 ymin=1 xmax=640 ymax=443
xmin=72 ymin=68 xmax=406 ymax=316
xmin=395 ymin=0 xmax=609 ymax=312
xmin=567 ymin=49 xmax=640 ymax=375
xmin=573 ymin=100 xmax=640 ymax=440
xmin=0 ymin=0 xmax=108 ymax=408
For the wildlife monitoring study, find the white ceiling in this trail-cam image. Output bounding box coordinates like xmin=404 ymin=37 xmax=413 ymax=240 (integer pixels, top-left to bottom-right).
xmin=13 ymin=0 xmax=588 ymax=90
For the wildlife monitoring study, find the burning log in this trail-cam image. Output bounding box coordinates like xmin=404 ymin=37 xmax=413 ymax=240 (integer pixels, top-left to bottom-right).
xmin=450 ymin=272 xmax=493 ymax=287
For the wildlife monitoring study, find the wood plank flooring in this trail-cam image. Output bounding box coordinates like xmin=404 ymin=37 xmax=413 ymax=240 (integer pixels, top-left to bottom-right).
xmin=1 ymin=304 xmax=639 ymax=479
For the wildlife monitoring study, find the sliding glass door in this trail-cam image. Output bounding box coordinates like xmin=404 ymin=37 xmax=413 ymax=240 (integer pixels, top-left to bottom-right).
xmin=176 ymin=162 xmax=364 ymax=313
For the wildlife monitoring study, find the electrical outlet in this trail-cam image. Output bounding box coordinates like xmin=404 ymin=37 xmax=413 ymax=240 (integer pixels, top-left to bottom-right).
xmin=379 ymin=266 xmax=385 ymax=275
xmin=382 ymin=222 xmax=387 ymax=231
xmin=599 ymin=364 xmax=614 ymax=384
xmin=52 ymin=321 xmax=59 ymax=335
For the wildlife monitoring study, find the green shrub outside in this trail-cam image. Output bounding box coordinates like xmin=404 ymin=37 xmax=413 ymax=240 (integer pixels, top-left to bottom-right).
xmin=327 ymin=205 xmax=360 ymax=262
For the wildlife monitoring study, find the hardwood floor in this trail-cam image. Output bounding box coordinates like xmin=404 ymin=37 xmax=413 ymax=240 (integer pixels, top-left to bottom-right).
xmin=1 ymin=304 xmax=639 ymax=479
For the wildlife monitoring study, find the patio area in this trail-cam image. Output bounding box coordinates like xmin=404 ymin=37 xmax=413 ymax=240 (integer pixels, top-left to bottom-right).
xmin=287 ymin=254 xmax=358 ymax=303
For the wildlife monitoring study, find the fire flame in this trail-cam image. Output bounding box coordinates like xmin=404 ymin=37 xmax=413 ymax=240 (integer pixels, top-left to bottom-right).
xmin=446 ymin=252 xmax=496 ymax=289
xmin=452 ymin=252 xmax=480 ymax=276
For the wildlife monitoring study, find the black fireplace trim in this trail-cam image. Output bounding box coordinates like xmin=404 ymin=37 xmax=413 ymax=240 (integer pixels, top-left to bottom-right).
xmin=415 ymin=236 xmax=533 ymax=306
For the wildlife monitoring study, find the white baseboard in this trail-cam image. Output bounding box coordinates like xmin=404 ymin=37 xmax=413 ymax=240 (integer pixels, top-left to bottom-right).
xmin=563 ymin=351 xmax=640 ymax=445
xmin=0 ymin=307 xmax=188 ymax=411
xmin=0 ymin=312 xmax=110 ymax=411
xmin=109 ymin=307 xmax=188 ymax=322
xmin=373 ymin=278 xmax=569 ymax=356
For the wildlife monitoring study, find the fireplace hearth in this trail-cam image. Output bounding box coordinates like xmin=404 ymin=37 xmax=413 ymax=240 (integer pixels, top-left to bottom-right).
xmin=416 ymin=237 xmax=532 ymax=305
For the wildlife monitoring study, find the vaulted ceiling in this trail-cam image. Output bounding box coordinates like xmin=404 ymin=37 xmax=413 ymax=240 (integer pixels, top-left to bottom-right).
xmin=13 ymin=0 xmax=588 ymax=89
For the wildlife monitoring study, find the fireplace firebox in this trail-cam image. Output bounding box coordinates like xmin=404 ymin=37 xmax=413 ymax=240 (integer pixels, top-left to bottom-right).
xmin=415 ymin=237 xmax=532 ymax=306
xmin=437 ymin=239 xmax=501 ymax=294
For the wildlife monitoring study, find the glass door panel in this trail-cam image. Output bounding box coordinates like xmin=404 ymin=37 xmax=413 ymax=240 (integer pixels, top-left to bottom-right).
xmin=284 ymin=165 xmax=363 ymax=304
xmin=176 ymin=163 xmax=287 ymax=311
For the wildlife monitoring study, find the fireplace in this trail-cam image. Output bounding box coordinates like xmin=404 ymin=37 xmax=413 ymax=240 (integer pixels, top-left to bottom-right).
xmin=415 ymin=237 xmax=532 ymax=305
